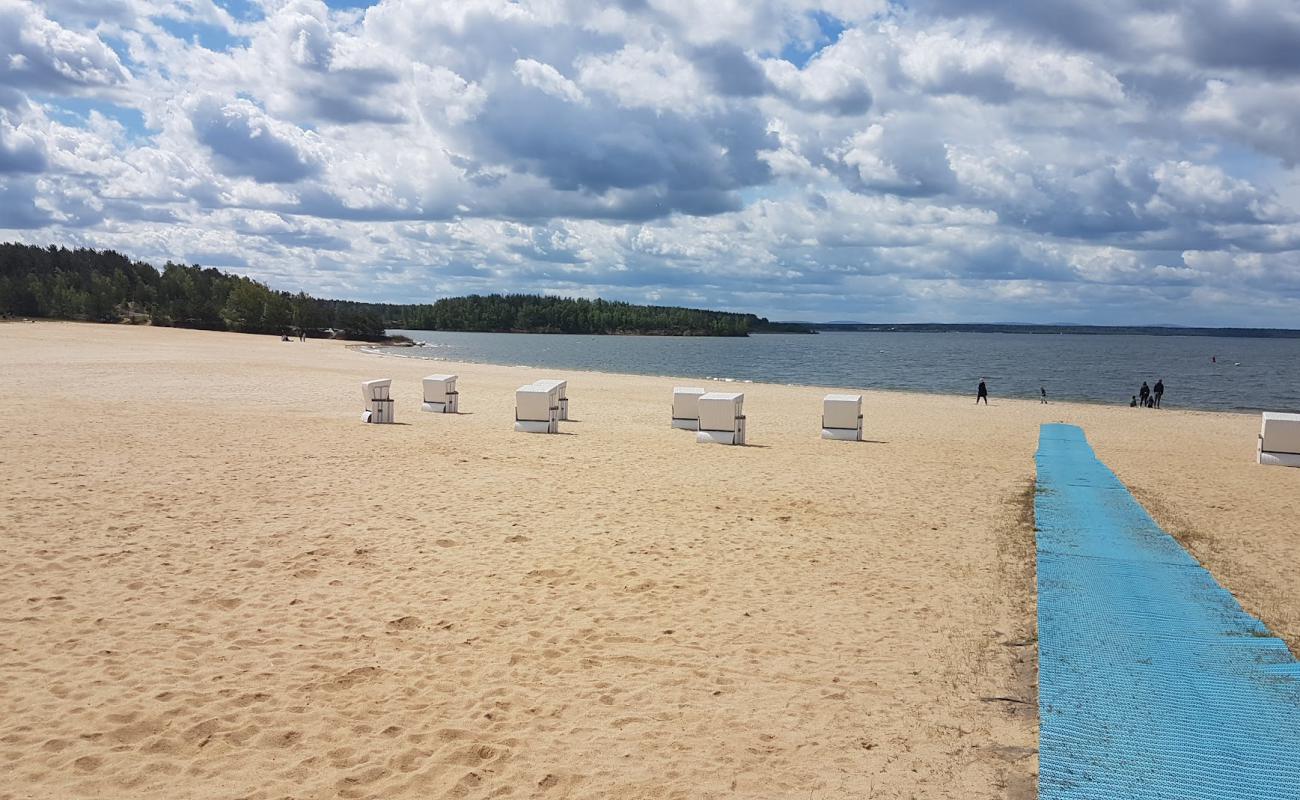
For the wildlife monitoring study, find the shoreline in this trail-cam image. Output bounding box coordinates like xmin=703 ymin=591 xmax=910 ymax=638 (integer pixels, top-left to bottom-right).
xmin=7 ymin=320 xmax=1283 ymax=414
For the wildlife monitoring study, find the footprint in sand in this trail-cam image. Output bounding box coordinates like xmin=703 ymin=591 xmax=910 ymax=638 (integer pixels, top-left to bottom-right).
xmin=108 ymin=717 xmax=166 ymax=745
xmin=448 ymin=743 xmax=504 ymax=767
xmin=390 ymin=748 xmax=429 ymax=773
xmin=324 ymin=666 xmax=382 ymax=690
xmin=337 ymin=765 xmax=389 ymax=790
xmin=230 ymin=692 xmax=272 ymax=708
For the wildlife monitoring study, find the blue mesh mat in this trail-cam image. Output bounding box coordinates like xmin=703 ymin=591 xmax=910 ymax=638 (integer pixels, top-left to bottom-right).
xmin=1036 ymin=423 xmax=1300 ymax=800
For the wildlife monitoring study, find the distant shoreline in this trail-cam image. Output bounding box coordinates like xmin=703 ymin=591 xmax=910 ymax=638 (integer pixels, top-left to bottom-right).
xmin=388 ymin=322 xmax=1300 ymax=340
xmin=804 ymin=323 xmax=1300 ymax=339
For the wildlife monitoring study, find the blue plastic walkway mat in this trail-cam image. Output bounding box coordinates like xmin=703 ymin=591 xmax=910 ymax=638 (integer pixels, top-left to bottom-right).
xmin=1035 ymin=423 xmax=1300 ymax=800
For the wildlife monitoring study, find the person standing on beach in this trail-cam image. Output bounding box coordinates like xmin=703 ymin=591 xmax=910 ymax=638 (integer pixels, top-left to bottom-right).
xmin=1040 ymin=387 xmax=1047 ymax=404
xmin=977 ymin=379 xmax=988 ymax=405
xmin=1153 ymin=379 xmax=1164 ymax=408
xmin=1139 ymin=381 xmax=1150 ymax=406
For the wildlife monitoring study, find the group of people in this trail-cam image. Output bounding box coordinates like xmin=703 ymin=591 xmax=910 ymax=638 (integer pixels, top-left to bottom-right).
xmin=971 ymin=377 xmax=1167 ymax=408
xmin=1132 ymin=379 xmax=1165 ymax=408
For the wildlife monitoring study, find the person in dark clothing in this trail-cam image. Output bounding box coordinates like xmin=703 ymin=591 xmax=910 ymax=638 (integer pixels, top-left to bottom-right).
xmin=1040 ymin=387 xmax=1048 ymax=404
xmin=976 ymin=379 xmax=988 ymax=405
xmin=1130 ymin=395 xmax=1138 ymax=407
xmin=1139 ymin=381 xmax=1150 ymax=406
xmin=1153 ymin=379 xmax=1164 ymax=408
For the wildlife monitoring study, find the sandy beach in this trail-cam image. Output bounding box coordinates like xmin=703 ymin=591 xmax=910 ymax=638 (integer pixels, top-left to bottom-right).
xmin=1 ymin=321 xmax=1295 ymax=800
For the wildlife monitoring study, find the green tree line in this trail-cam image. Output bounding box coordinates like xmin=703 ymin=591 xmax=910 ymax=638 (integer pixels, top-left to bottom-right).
xmin=0 ymin=243 xmax=392 ymax=338
xmin=0 ymin=243 xmax=808 ymax=337
xmin=419 ymin=294 xmax=762 ymax=336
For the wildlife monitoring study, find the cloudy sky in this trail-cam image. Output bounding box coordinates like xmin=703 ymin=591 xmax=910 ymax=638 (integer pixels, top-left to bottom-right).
xmin=3 ymin=0 xmax=1300 ymax=324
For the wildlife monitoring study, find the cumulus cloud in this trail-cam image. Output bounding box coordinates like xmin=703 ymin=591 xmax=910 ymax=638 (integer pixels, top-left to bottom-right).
xmin=240 ymin=1 xmax=406 ymax=124
xmin=472 ymin=98 xmax=774 ymax=216
xmin=0 ymin=0 xmax=130 ymax=93
xmin=909 ymin=0 xmax=1166 ymax=58
xmin=413 ymin=64 xmax=487 ymax=125
xmin=2 ymin=0 xmax=1299 ymax=325
xmin=188 ymin=96 xmax=323 ymax=183
xmin=1179 ymin=1 xmax=1300 ymax=75
xmin=687 ymin=43 xmax=769 ymax=97
xmin=897 ymin=27 xmax=1125 ymax=104
xmin=577 ymin=46 xmax=702 ymax=111
xmin=513 ymin=58 xmax=586 ymax=104
xmin=1186 ymin=79 xmax=1300 ymax=165
xmin=762 ymin=29 xmax=874 ymax=114
xmin=0 ymin=176 xmax=52 ymax=227
xmin=914 ymin=0 xmax=1300 ymax=77
xmin=0 ymin=115 xmax=47 ymax=173
xmin=833 ymin=120 xmax=955 ymax=197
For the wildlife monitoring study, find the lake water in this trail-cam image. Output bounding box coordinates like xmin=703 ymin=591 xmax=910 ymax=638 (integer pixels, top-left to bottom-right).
xmin=379 ymin=330 xmax=1300 ymax=413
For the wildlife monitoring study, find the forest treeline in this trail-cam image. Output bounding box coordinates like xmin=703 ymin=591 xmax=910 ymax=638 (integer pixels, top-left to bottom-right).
xmin=414 ymin=294 xmax=809 ymax=336
xmin=0 ymin=243 xmax=809 ymax=338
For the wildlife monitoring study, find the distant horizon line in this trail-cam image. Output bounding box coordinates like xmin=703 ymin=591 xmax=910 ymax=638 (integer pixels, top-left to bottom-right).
xmin=787 ymin=321 xmax=1300 ymax=333
xmin=388 ymin=321 xmax=1300 ymax=339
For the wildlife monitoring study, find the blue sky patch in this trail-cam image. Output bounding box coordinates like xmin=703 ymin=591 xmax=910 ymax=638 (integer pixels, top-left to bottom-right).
xmin=43 ymin=97 xmax=150 ymax=140
xmin=155 ymin=18 xmax=248 ymax=52
xmin=214 ymin=0 xmax=265 ymax=22
xmin=780 ymin=11 xmax=847 ymax=68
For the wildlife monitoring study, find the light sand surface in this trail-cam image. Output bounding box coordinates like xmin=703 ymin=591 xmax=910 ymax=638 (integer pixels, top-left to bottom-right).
xmin=0 ymin=321 xmax=1293 ymax=800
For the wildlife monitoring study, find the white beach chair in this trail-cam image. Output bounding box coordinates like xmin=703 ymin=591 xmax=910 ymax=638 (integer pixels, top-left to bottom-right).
xmin=821 ymin=394 xmax=864 ymax=441
xmin=1258 ymin=412 xmax=1300 ymax=467
xmin=672 ymin=387 xmax=706 ymax=430
xmin=421 ymin=374 xmax=459 ymax=413
xmin=696 ymin=392 xmax=746 ymax=445
xmin=361 ymin=379 xmax=394 ymax=424
xmin=515 ymin=384 xmax=559 ymax=433
xmin=532 ymin=379 xmax=569 ymax=420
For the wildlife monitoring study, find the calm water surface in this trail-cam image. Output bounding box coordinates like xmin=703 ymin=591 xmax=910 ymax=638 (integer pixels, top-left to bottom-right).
xmin=380 ymin=330 xmax=1300 ymax=413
